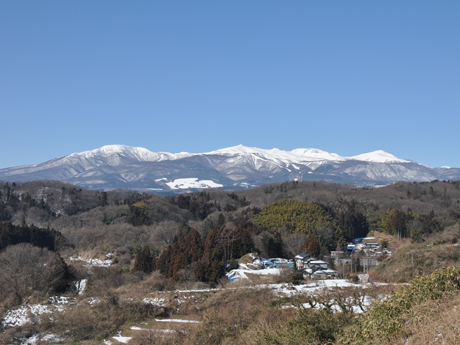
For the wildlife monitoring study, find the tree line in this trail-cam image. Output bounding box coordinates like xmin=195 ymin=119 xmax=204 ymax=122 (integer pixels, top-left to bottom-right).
xmin=0 ymin=221 xmax=62 ymax=251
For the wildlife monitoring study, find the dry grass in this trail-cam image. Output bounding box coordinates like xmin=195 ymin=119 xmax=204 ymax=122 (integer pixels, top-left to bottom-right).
xmin=405 ymin=298 xmax=460 ymax=344
xmin=371 ymin=225 xmax=460 ymax=283
xmin=367 ymin=230 xmax=409 ymax=251
xmin=185 ymin=287 xmax=276 ymax=345
xmin=243 ymin=273 xmax=278 ymax=285
xmin=238 ymin=254 xmax=255 ymax=264
xmin=367 ymin=293 xmax=460 ymax=345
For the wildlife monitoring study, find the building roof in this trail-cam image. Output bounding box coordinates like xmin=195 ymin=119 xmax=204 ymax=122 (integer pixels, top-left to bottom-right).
xmin=295 ymin=251 xmax=312 ymax=260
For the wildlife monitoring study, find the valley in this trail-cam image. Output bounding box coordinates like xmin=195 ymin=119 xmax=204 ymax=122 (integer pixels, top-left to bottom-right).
xmin=1 ymin=179 xmax=460 ymax=344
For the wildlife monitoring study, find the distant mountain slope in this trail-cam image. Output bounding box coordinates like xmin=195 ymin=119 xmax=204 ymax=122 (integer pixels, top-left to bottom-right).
xmin=0 ymin=145 xmax=459 ymax=193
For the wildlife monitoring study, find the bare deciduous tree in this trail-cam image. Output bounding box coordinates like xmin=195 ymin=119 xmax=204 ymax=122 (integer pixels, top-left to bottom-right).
xmin=0 ymin=243 xmax=53 ymax=303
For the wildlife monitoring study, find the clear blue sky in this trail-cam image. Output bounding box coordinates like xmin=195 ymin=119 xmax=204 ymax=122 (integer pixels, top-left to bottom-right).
xmin=1 ymin=1 xmax=459 ymax=169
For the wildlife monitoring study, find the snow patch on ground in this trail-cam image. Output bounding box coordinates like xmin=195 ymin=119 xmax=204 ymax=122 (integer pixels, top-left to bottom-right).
xmin=131 ymin=326 xmax=175 ymax=333
xmin=2 ymin=302 xmax=67 ymax=328
xmin=69 ymin=254 xmax=113 ymax=268
xmin=113 ymin=331 xmax=132 ymax=343
xmin=143 ymin=297 xmax=166 ymax=307
xmin=154 ymin=318 xmax=201 ymax=323
xmin=86 ymin=297 xmax=101 ymax=306
xmin=166 ymin=178 xmax=223 ymax=190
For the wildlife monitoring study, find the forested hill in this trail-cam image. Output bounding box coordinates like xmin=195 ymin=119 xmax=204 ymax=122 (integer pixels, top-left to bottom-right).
xmin=1 ymin=179 xmax=459 ymax=242
xmin=0 ymin=178 xmax=459 ymax=299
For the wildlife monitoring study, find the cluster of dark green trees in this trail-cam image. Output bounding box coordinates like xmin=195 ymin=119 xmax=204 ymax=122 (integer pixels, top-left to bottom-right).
xmin=132 ymin=245 xmax=157 ymax=273
xmin=375 ymin=208 xmax=440 ymax=241
xmin=156 ymin=221 xmax=255 ymax=284
xmin=253 ymin=200 xmax=369 ymax=252
xmin=0 ymin=221 xmax=62 ymax=251
xmin=126 ymin=204 xmax=152 ymax=226
xmin=169 ymin=193 xmax=222 ymax=220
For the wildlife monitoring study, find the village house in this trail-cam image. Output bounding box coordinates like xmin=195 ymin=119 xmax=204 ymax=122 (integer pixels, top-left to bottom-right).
xmin=295 ymin=251 xmax=337 ymax=279
xmin=294 ymin=251 xmax=313 ymax=270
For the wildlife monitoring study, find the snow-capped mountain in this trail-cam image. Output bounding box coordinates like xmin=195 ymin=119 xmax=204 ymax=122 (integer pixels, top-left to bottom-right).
xmin=0 ymin=145 xmax=458 ymax=194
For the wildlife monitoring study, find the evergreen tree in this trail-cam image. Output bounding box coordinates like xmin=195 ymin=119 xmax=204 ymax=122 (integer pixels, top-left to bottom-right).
xmin=303 ymin=233 xmax=320 ymax=258
xmin=132 ymin=245 xmax=154 ymax=273
xmin=157 ymin=245 xmax=173 ymax=275
xmin=228 ymin=258 xmax=239 ymax=270
xmin=184 ymin=229 xmax=203 ymax=263
xmin=217 ymin=213 xmax=226 ymax=227
xmin=126 ymin=205 xmax=151 ymax=226
xmin=355 ymin=256 xmax=362 ymax=273
xmin=335 ymin=242 xmax=342 ymax=252
xmin=193 ymin=229 xmax=225 ymax=283
xmin=327 ymin=255 xmax=336 ymax=270
xmin=48 ymin=253 xmax=75 ymax=294
xmin=267 ymin=232 xmax=284 ymax=258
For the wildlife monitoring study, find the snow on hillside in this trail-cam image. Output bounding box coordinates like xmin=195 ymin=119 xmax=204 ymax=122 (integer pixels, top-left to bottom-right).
xmin=67 ymin=145 xmax=194 ymax=164
xmin=68 ymin=253 xmax=113 ymax=268
xmin=291 ymin=148 xmax=344 ymax=161
xmin=208 ymin=145 xmax=346 ymax=165
xmin=165 ymin=178 xmax=223 ymax=190
xmin=2 ymin=297 xmax=72 ymax=328
xmin=2 ymin=143 xmax=450 ymax=191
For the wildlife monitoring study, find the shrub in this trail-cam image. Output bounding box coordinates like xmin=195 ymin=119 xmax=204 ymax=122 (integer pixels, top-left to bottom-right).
xmin=338 ymin=266 xmax=460 ymax=344
xmin=252 ymin=307 xmax=351 ymax=345
xmin=228 ymin=258 xmax=239 ymax=271
xmin=291 ymin=272 xmax=303 ymax=285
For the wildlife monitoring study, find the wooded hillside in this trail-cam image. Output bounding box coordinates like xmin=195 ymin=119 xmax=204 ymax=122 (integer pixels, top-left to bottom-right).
xmin=1 ymin=179 xmax=460 ymax=343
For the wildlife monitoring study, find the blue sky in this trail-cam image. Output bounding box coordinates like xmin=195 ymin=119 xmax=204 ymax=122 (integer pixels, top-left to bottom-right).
xmin=1 ymin=1 xmax=459 ymax=169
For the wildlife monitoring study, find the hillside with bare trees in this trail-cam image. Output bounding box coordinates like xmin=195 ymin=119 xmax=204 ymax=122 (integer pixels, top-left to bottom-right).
xmin=1 ymin=179 xmax=460 ymax=343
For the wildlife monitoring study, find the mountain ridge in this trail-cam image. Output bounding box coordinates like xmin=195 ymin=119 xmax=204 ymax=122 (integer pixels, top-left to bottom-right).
xmin=0 ymin=145 xmax=458 ymax=194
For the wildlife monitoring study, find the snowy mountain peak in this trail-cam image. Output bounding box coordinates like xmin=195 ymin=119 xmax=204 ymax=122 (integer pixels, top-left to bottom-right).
xmin=68 ymin=145 xmax=194 ymax=163
xmin=70 ymin=145 xmax=160 ymax=162
xmin=349 ymin=150 xmax=411 ymax=163
xmin=291 ymin=148 xmax=344 ymax=161
xmin=1 ymin=144 xmax=455 ymax=194
xmin=207 ymin=145 xmax=261 ymax=155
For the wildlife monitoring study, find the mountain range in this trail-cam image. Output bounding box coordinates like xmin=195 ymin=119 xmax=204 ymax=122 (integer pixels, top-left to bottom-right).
xmin=0 ymin=145 xmax=459 ymax=194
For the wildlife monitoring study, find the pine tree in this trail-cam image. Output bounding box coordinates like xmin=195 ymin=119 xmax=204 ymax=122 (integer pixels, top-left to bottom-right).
xmin=193 ymin=229 xmax=224 ymax=283
xmin=157 ymin=245 xmax=173 ymax=275
xmin=303 ymin=233 xmax=320 ymax=258
xmin=184 ymin=230 xmax=203 ymax=263
xmin=133 ymin=245 xmax=154 ymax=273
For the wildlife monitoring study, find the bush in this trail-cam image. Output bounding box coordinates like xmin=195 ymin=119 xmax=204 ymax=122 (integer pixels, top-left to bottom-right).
xmin=292 ymin=272 xmax=303 ymax=285
xmin=338 ymin=266 xmax=460 ymax=344
xmin=253 ymin=307 xmax=351 ymax=345
xmin=228 ymin=258 xmax=239 ymax=271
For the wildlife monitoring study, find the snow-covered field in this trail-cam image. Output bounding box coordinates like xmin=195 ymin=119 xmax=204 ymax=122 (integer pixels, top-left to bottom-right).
xmin=1 ymin=278 xmax=385 ymax=345
xmin=2 ymin=297 xmax=73 ymax=328
xmin=272 ymin=279 xmax=378 ymax=296
xmin=165 ymin=178 xmax=223 ymax=190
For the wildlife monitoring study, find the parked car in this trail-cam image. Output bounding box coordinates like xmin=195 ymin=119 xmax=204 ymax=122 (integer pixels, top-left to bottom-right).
xmin=269 ymin=258 xmax=294 ymax=268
